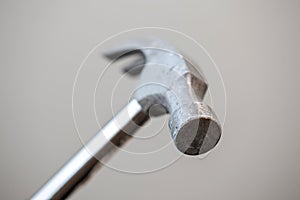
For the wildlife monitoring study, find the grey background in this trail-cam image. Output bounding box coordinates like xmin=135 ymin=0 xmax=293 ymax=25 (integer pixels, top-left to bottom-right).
xmin=1 ymin=0 xmax=300 ymax=199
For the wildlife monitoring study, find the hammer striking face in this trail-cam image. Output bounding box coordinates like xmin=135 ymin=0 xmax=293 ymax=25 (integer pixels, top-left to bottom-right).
xmin=104 ymin=39 xmax=222 ymax=155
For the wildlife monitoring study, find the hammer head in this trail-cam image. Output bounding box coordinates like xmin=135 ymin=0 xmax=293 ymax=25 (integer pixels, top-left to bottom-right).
xmin=104 ymin=39 xmax=221 ymax=155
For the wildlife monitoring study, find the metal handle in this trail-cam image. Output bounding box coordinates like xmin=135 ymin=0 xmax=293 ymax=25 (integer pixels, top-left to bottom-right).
xmin=32 ymin=99 xmax=148 ymax=199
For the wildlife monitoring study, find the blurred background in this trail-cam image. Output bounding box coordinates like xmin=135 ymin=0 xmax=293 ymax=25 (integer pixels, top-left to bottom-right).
xmin=0 ymin=0 xmax=299 ymax=199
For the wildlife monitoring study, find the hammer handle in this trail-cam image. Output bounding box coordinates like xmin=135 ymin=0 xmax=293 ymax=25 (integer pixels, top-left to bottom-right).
xmin=32 ymin=99 xmax=148 ymax=199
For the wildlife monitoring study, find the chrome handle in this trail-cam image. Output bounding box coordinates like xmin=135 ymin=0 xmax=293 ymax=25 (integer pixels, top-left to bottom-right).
xmin=32 ymin=99 xmax=148 ymax=199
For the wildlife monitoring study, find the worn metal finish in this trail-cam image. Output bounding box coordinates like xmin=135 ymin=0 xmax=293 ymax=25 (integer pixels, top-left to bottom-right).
xmin=104 ymin=39 xmax=222 ymax=155
xmin=32 ymin=39 xmax=222 ymax=199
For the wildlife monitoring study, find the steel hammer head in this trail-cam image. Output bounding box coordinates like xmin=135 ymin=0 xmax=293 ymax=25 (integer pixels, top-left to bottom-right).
xmin=104 ymin=39 xmax=221 ymax=155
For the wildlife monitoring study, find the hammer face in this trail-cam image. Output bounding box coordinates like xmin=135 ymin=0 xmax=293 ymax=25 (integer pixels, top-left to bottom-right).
xmin=169 ymin=102 xmax=221 ymax=155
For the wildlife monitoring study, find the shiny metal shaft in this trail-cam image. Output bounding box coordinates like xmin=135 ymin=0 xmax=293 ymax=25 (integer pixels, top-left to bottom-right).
xmin=32 ymin=99 xmax=148 ymax=199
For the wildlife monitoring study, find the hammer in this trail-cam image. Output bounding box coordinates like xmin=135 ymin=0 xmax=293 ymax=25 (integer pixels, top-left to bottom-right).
xmin=32 ymin=39 xmax=222 ymax=199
